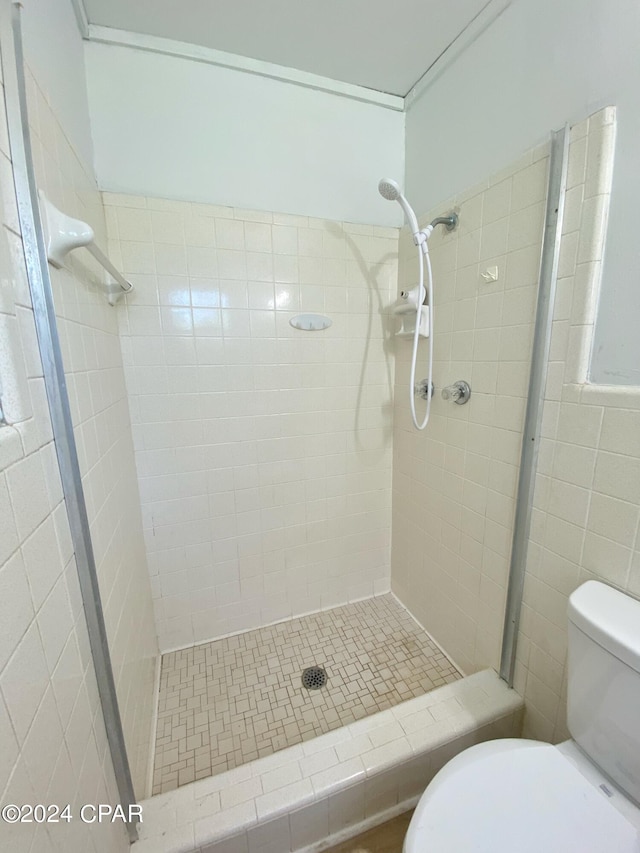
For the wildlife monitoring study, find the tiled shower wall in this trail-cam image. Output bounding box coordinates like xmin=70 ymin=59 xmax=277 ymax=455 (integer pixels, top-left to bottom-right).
xmin=106 ymin=196 xmax=398 ymax=650
xmin=0 ymin=57 xmax=129 ymax=852
xmin=515 ymin=108 xmax=640 ymax=741
xmin=391 ymin=145 xmax=549 ymax=674
xmin=21 ymin=66 xmax=158 ymax=795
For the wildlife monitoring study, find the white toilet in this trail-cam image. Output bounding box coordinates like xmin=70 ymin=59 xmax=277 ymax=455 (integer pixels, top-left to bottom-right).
xmin=404 ymin=581 xmax=640 ymax=852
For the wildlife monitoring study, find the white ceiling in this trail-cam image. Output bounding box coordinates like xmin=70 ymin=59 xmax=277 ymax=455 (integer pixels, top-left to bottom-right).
xmin=81 ymin=0 xmax=490 ymax=97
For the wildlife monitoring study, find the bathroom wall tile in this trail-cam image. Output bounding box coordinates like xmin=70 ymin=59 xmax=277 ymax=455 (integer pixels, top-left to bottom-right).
xmin=116 ymin=206 xmax=152 ymax=241
xmin=152 ymin=209 xmax=186 ymax=245
xmin=581 ymin=532 xmax=631 ymax=587
xmin=593 ymin=451 xmax=640 ymax=504
xmin=511 ymin=159 xmax=548 ymax=211
xmin=221 ymin=777 xmax=264 ymax=810
xmin=0 ymin=471 xmax=19 ymax=566
xmin=511 ymin=109 xmax=640 ymax=741
xmin=586 ymin=492 xmax=639 ymax=547
xmin=555 ymin=401 xmax=603 ymax=447
xmin=392 ymin=142 xmax=550 ymax=674
xmin=0 ymin=550 xmax=34 ymax=674
xmin=0 ymin=62 xmax=158 ymax=851
xmin=256 ymin=779 xmax=314 ymax=820
xmin=5 ymin=452 xmax=51 ymax=540
xmin=246 ymin=815 xmax=291 ymax=853
xmin=202 ymin=835 xmax=249 ymax=853
xmin=599 ymin=408 xmax=640 ymax=457
xmin=0 ymin=107 xmax=117 ymax=847
xmin=0 ymin=617 xmax=49 ymax=744
xmin=289 ymin=799 xmax=329 ymax=850
xmin=111 ymin=195 xmax=397 ymax=650
xmin=482 ymin=179 xmax=511 ymax=225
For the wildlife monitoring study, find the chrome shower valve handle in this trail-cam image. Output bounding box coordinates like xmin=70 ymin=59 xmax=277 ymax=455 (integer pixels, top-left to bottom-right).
xmin=414 ymin=379 xmax=434 ymax=400
xmin=441 ymin=381 xmax=471 ymax=405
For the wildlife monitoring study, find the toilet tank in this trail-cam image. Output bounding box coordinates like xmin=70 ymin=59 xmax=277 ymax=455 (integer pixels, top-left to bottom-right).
xmin=567 ymin=581 xmax=640 ymax=804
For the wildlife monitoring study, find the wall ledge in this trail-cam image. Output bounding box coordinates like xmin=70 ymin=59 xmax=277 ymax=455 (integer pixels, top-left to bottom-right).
xmin=134 ymin=669 xmax=523 ymax=852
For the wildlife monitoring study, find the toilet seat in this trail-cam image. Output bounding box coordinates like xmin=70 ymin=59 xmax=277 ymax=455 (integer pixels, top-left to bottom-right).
xmin=404 ymin=739 xmax=640 ymax=852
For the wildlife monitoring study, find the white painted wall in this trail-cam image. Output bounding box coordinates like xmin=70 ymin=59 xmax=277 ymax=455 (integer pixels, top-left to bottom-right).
xmin=405 ymin=0 xmax=640 ymax=385
xmin=84 ymin=42 xmax=405 ymax=227
xmin=20 ymin=0 xmax=95 ymax=167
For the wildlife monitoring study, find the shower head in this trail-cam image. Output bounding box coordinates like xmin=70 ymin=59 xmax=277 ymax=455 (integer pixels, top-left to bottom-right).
xmin=378 ymin=178 xmax=401 ymax=201
xmin=378 ymin=177 xmax=420 ymax=237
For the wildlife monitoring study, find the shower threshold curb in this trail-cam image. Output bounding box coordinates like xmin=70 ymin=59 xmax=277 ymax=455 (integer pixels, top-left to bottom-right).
xmin=133 ymin=670 xmax=523 ymax=852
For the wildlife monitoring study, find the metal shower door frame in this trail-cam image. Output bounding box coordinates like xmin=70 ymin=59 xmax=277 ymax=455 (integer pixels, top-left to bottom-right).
xmin=499 ymin=125 xmax=570 ymax=686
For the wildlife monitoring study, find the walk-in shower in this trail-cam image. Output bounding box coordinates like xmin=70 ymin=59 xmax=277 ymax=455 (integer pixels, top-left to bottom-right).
xmin=5 ymin=0 xmax=616 ymax=848
xmin=378 ymin=178 xmax=457 ymax=430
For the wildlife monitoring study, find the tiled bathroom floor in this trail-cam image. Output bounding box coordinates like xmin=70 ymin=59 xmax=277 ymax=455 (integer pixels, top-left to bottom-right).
xmin=324 ymin=810 xmax=414 ymax=853
xmin=152 ymin=595 xmax=460 ymax=794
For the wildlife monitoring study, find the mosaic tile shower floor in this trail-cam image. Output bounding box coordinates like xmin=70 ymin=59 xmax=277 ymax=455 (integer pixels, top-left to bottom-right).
xmin=152 ymin=594 xmax=460 ymax=794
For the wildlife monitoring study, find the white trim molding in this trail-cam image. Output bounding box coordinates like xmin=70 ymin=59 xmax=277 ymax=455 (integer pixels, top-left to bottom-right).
xmin=75 ymin=2 xmax=512 ymax=113
xmin=86 ymin=25 xmax=405 ymax=111
xmin=69 ymin=0 xmax=89 ymax=38
xmin=404 ymin=0 xmax=512 ymax=108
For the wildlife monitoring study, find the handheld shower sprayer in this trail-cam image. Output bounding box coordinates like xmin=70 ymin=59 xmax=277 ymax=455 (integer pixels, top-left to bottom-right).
xmin=378 ymin=178 xmax=421 ymax=241
xmin=377 ymin=179 xmax=458 ymax=247
xmin=378 ymin=177 xmax=457 ymax=431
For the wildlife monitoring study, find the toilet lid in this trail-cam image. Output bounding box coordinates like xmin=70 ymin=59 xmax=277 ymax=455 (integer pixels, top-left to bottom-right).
xmin=405 ymin=739 xmax=640 ymax=852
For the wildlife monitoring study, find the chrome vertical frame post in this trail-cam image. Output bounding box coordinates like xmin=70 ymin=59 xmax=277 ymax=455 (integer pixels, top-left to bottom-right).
xmin=0 ymin=1 xmax=139 ymax=840
xmin=499 ymin=127 xmax=570 ymax=686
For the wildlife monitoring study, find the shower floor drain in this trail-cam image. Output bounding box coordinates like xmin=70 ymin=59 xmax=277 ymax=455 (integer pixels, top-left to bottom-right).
xmin=301 ymin=666 xmax=327 ymax=690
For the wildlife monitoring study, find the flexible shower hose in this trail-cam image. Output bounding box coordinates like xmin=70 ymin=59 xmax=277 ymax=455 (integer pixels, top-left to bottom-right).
xmin=409 ymin=239 xmax=434 ymax=430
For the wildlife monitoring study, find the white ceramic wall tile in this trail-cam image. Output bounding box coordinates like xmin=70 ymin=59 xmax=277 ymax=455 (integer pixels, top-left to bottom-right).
xmin=391 ymin=143 xmax=550 ymax=675
xmin=0 ymin=65 xmax=131 ymax=853
xmin=108 ymin=194 xmax=398 ymax=650
xmin=515 ymin=108 xmax=640 ymax=743
xmin=25 ymin=70 xmax=159 ymax=798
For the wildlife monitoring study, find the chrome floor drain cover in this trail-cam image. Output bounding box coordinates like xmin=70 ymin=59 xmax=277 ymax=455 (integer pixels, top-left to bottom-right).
xmin=301 ymin=666 xmax=327 ymax=690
